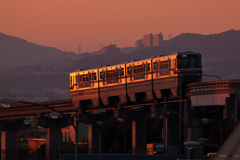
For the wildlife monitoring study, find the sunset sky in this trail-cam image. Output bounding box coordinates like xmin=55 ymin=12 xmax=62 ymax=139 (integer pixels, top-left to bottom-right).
xmin=1 ymin=0 xmax=240 ymax=53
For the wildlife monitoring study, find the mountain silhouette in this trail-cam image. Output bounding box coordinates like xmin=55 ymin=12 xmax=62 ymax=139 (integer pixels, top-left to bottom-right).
xmin=0 ymin=32 xmax=80 ymax=69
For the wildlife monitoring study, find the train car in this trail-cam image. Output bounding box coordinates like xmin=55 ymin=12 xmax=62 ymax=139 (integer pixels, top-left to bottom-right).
xmin=151 ymin=51 xmax=202 ymax=83
xmin=70 ymin=51 xmax=202 ymax=100
xmin=98 ymin=63 xmax=125 ymax=87
xmin=125 ymin=58 xmax=152 ymax=83
xmin=69 ymin=68 xmax=99 ymax=91
xmin=173 ymin=51 xmax=202 ymax=83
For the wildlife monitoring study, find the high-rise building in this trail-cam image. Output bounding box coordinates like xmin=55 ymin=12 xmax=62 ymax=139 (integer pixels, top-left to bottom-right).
xmin=101 ymin=44 xmax=120 ymax=55
xmin=153 ymin=33 xmax=163 ymax=47
xmin=142 ymin=33 xmax=153 ymax=48
xmin=135 ymin=39 xmax=144 ymax=49
xmin=135 ymin=33 xmax=164 ymax=49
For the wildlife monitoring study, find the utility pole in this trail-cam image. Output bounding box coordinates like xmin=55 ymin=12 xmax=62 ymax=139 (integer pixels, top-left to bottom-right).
xmin=179 ymin=72 xmax=182 ymax=155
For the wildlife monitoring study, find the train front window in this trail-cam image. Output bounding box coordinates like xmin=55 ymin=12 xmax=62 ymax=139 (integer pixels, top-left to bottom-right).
xmin=177 ymin=55 xmax=201 ymax=68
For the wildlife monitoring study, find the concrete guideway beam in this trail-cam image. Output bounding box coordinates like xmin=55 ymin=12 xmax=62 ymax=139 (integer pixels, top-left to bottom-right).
xmin=114 ymin=108 xmax=151 ymax=121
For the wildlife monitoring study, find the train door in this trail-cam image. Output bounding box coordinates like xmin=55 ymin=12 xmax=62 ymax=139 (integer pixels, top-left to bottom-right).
xmin=145 ymin=61 xmax=150 ymax=79
xmin=99 ymin=69 xmax=105 ymax=86
xmin=120 ymin=65 xmax=125 ymax=83
xmin=76 ymin=73 xmax=79 ymax=89
xmin=152 ymin=59 xmax=159 ymax=78
xmin=92 ymin=71 xmax=98 ymax=87
xmin=141 ymin=62 xmax=145 ymax=79
xmin=126 ymin=64 xmax=133 ymax=82
xmin=118 ymin=66 xmax=122 ymax=83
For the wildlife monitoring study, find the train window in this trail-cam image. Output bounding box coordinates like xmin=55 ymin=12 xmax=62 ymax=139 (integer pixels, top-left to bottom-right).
xmin=100 ymin=72 xmax=103 ymax=79
xmin=93 ymin=73 xmax=97 ymax=80
xmin=153 ymin=62 xmax=158 ymax=71
xmin=121 ymin=68 xmax=124 ymax=76
xmin=82 ymin=74 xmax=88 ymax=82
xmin=127 ymin=67 xmax=131 ymax=75
xmin=147 ymin=63 xmax=150 ymax=71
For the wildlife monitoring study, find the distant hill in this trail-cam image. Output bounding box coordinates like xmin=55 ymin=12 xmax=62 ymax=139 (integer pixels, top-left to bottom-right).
xmin=0 ymin=33 xmax=80 ymax=69
xmin=0 ymin=29 xmax=239 ymax=101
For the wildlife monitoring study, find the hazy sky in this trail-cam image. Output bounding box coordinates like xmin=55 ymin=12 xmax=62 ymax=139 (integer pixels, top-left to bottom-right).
xmin=1 ymin=0 xmax=240 ymax=53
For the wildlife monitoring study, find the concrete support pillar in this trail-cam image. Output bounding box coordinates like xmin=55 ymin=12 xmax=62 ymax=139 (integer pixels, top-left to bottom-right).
xmin=45 ymin=127 xmax=61 ymax=160
xmin=88 ymin=124 xmax=99 ymax=154
xmin=165 ymin=102 xmax=180 ymax=155
xmin=128 ymin=93 xmax=136 ymax=102
xmin=1 ymin=131 xmax=17 ymax=160
xmin=132 ymin=121 xmax=147 ymax=154
xmin=167 ymin=113 xmax=179 ymax=155
xmin=184 ymin=99 xmax=190 ymax=156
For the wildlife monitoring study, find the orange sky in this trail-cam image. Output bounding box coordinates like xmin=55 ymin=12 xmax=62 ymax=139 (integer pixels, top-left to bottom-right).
xmin=1 ymin=0 xmax=240 ymax=53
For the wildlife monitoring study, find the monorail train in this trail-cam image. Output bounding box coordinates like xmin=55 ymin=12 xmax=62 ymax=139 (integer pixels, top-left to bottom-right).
xmin=70 ymin=51 xmax=202 ymax=94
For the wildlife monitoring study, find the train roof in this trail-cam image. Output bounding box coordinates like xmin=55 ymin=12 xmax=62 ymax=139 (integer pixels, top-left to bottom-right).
xmin=174 ymin=51 xmax=201 ymax=55
xmin=70 ymin=68 xmax=98 ymax=74
xmin=70 ymin=51 xmax=200 ymax=74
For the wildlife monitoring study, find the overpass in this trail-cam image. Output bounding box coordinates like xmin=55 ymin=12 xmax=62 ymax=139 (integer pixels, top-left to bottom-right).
xmin=1 ymin=80 xmax=240 ymax=159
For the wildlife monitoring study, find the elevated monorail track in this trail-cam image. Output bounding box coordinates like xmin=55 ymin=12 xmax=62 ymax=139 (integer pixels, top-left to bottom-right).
xmin=1 ymin=80 xmax=240 ymax=120
xmin=0 ymin=99 xmax=75 ymax=119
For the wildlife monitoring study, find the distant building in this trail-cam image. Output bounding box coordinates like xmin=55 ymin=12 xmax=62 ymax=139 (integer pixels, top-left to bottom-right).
xmin=101 ymin=44 xmax=120 ymax=55
xmin=143 ymin=33 xmax=153 ymax=48
xmin=135 ymin=39 xmax=144 ymax=49
xmin=135 ymin=33 xmax=163 ymax=49
xmin=153 ymin=33 xmax=163 ymax=47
